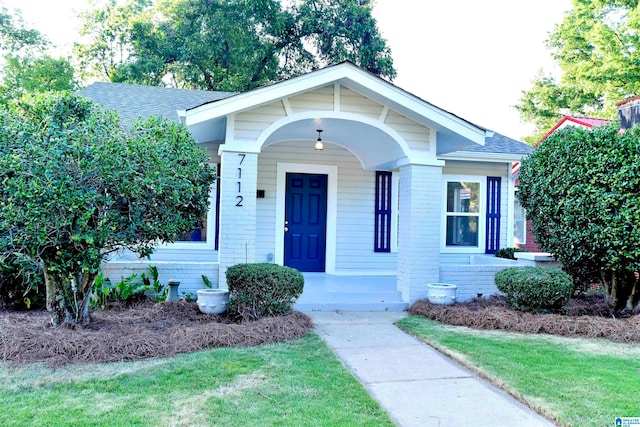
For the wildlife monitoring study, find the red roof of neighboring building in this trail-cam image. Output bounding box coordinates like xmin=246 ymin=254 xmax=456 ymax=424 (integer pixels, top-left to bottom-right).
xmin=616 ymin=95 xmax=640 ymax=107
xmin=537 ymin=116 xmax=610 ymax=144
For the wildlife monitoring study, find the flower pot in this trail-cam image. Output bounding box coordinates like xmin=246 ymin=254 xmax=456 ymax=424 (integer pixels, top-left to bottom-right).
xmin=196 ymin=289 xmax=229 ymax=314
xmin=426 ymin=283 xmax=457 ymax=305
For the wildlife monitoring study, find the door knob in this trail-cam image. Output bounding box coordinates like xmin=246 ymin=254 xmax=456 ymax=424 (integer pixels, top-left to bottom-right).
xmin=285 ymin=220 xmax=289 ymax=225
xmin=284 ymin=227 xmax=289 ymax=232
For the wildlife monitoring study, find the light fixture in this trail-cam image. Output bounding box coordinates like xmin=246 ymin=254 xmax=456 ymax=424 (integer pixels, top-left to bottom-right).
xmin=314 ymin=129 xmax=324 ymax=151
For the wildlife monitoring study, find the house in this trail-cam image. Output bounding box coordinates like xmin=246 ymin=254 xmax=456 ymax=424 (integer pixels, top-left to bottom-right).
xmin=513 ymin=115 xmax=610 ymax=252
xmin=80 ymin=62 xmax=532 ymax=308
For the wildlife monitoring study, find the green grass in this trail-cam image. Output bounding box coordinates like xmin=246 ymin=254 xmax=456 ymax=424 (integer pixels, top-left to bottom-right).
xmin=0 ymin=334 xmax=393 ymax=427
xmin=397 ymin=315 xmax=640 ymax=427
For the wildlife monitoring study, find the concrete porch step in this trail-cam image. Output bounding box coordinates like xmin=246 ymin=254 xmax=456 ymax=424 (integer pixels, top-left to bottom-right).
xmin=295 ymin=274 xmax=407 ymax=312
xmin=295 ymin=301 xmax=409 ymax=312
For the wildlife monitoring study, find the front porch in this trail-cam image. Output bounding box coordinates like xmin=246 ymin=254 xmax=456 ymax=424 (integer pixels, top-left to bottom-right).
xmin=294 ymin=273 xmax=408 ymax=312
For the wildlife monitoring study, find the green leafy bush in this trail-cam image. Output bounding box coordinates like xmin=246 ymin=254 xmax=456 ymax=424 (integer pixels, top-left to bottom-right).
xmin=494 ymin=247 xmax=528 ymax=260
xmin=517 ymin=124 xmax=640 ymax=313
xmin=0 ymin=255 xmax=44 ymax=310
xmin=226 ymin=263 xmax=304 ymax=320
xmin=0 ymin=93 xmax=215 ymax=326
xmin=495 ymin=267 xmax=573 ymax=311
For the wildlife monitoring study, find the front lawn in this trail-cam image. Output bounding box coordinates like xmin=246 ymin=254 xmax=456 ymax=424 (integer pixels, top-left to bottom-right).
xmin=397 ymin=316 xmax=640 ymax=427
xmin=0 ymin=334 xmax=393 ymax=427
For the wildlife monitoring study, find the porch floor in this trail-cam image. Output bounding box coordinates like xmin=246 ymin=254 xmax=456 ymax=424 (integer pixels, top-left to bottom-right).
xmin=294 ymin=273 xmax=408 ymax=312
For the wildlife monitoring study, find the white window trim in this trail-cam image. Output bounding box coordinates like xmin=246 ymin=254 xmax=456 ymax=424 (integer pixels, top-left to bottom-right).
xmin=163 ymin=163 xmax=218 ymax=250
xmin=441 ymin=175 xmax=486 ymax=253
xmin=274 ymin=162 xmax=338 ymax=274
xmin=513 ymin=190 xmax=527 ymax=245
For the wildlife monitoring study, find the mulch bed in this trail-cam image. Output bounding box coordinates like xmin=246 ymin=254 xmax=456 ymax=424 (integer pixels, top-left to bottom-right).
xmin=409 ymin=293 xmax=640 ymax=343
xmin=0 ymin=301 xmax=312 ymax=367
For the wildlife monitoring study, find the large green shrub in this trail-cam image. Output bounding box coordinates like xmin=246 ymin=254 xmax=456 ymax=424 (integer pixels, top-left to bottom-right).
xmin=0 ymin=93 xmax=215 ymax=326
xmin=495 ymin=267 xmax=573 ymax=312
xmin=518 ymin=124 xmax=640 ymax=313
xmin=226 ymin=263 xmax=304 ymax=320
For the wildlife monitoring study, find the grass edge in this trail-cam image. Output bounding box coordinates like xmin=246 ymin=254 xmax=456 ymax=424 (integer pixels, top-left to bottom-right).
xmin=395 ymin=317 xmax=564 ymax=427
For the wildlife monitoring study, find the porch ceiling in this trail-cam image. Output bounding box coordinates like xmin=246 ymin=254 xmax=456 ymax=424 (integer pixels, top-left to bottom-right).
xmin=264 ymin=118 xmax=405 ymax=170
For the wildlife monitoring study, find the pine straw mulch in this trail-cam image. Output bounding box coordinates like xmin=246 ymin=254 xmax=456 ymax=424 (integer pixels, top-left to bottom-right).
xmin=408 ymin=293 xmax=640 ymax=343
xmin=0 ymin=301 xmax=312 ymax=367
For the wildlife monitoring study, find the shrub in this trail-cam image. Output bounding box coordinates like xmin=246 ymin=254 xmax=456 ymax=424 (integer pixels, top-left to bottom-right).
xmin=0 ymin=255 xmax=44 ymax=310
xmin=494 ymin=247 xmax=528 ymax=260
xmin=495 ymin=267 xmax=573 ymax=311
xmin=226 ymin=263 xmax=304 ymax=320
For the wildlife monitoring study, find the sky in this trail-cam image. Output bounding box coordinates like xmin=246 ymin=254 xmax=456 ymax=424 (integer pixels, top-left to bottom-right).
xmin=5 ymin=0 xmax=574 ymax=141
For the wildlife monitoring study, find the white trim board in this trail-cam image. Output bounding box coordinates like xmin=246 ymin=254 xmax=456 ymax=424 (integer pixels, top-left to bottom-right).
xmin=275 ymin=163 xmax=338 ymax=273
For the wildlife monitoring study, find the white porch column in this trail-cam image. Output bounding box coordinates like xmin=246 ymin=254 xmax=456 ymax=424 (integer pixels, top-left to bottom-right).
xmin=397 ymin=163 xmax=443 ymax=302
xmin=217 ymin=148 xmax=259 ymax=288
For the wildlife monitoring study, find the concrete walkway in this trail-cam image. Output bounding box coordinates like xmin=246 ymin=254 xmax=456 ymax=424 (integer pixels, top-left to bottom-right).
xmin=309 ymin=311 xmax=556 ymax=427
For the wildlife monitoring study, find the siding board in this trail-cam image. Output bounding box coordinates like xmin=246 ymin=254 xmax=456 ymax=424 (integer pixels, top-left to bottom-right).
xmin=256 ymin=141 xmax=398 ymax=272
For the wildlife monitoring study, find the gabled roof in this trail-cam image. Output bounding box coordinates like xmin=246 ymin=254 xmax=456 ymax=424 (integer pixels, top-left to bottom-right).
xmin=538 ymin=115 xmax=610 ymax=143
xmin=186 ymin=61 xmax=491 ymax=149
xmin=78 ymin=64 xmax=530 ymax=157
xmin=78 ymin=82 xmax=234 ymax=126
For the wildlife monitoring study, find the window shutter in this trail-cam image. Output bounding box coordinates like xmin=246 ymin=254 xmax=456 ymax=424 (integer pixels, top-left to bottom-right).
xmin=214 ymin=164 xmax=221 ymax=251
xmin=374 ymin=171 xmax=392 ymax=252
xmin=485 ymin=176 xmax=501 ymax=254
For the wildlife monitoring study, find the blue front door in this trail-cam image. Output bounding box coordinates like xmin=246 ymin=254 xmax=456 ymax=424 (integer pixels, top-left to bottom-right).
xmin=284 ymin=173 xmax=328 ymax=272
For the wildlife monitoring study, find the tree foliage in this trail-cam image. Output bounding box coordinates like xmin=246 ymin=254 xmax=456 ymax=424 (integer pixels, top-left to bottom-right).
xmin=0 ymin=4 xmax=47 ymax=53
xmin=75 ymin=0 xmax=395 ymax=91
xmin=517 ymin=0 xmax=640 ymax=143
xmin=0 ymin=4 xmax=76 ymax=105
xmin=0 ymin=55 xmax=76 ymax=103
xmin=517 ymin=124 xmax=640 ymax=313
xmin=0 ymin=93 xmax=216 ymax=326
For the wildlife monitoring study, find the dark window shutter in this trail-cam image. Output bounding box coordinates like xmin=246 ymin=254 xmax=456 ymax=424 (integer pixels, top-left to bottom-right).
xmin=375 ymin=171 xmax=392 ymax=252
xmin=485 ymin=176 xmax=501 ymax=254
xmin=214 ymin=164 xmax=221 ymax=251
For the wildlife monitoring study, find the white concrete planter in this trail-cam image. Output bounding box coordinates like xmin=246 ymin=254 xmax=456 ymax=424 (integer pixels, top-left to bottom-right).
xmin=426 ymin=283 xmax=457 ymax=305
xmin=196 ymin=289 xmax=229 ymax=314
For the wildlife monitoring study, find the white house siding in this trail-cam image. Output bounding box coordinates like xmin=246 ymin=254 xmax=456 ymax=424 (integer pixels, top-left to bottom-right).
xmin=100 ymin=250 xmax=219 ymax=296
xmin=340 ymin=87 xmax=384 ymax=120
xmin=442 ymin=160 xmax=510 ymax=251
xmin=439 ymin=264 xmax=507 ymax=302
xmin=255 ymin=141 xmax=397 ymax=273
xmin=384 ymin=110 xmax=431 ymax=152
xmin=235 ymin=103 xmax=288 ymax=141
xmin=288 ymin=85 xmax=334 ymax=112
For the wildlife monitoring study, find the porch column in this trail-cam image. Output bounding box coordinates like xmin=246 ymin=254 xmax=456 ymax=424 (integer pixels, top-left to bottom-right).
xmin=217 ymin=148 xmax=259 ymax=288
xmin=397 ymin=163 xmax=443 ymax=302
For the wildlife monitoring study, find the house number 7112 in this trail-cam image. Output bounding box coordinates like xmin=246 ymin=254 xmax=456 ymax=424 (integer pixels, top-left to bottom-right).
xmin=236 ymin=153 xmax=246 ymax=207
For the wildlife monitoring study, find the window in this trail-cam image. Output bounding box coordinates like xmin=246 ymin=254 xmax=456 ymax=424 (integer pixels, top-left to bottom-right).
xmin=170 ymin=163 xmax=218 ymax=249
xmin=444 ymin=180 xmax=481 ymax=248
xmin=513 ymin=194 xmax=526 ymax=245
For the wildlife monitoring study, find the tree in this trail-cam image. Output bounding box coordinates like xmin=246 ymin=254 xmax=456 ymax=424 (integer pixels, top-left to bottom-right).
xmin=0 ymin=55 xmax=76 ymax=103
xmin=517 ymin=0 xmax=640 ymax=143
xmin=75 ymin=0 xmax=395 ymax=91
xmin=0 ymin=4 xmax=76 ymax=105
xmin=0 ymin=4 xmax=47 ymax=53
xmin=0 ymin=93 xmax=216 ymax=326
xmin=517 ymin=124 xmax=640 ymax=313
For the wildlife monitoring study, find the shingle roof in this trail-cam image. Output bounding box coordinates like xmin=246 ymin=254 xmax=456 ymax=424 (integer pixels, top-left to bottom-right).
xmin=78 ymin=80 xmax=530 ymax=156
xmin=78 ymin=82 xmax=234 ymax=125
xmin=465 ymin=132 xmax=533 ymax=155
